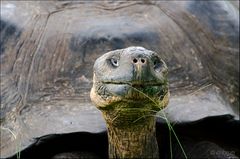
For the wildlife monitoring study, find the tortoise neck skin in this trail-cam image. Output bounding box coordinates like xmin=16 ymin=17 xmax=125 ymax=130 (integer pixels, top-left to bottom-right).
xmin=106 ymin=115 xmax=159 ymax=158
xmin=96 ymin=100 xmax=165 ymax=159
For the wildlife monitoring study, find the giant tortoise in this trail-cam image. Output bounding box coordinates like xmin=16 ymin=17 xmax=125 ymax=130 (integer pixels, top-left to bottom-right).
xmin=0 ymin=1 xmax=239 ymax=159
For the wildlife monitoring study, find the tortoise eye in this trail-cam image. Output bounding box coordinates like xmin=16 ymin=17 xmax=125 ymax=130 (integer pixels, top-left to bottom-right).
xmin=153 ymin=58 xmax=163 ymax=72
xmin=110 ymin=58 xmax=119 ymax=67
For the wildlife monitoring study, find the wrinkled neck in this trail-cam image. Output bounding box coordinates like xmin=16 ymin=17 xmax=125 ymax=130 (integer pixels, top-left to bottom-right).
xmin=106 ymin=117 xmax=159 ymax=159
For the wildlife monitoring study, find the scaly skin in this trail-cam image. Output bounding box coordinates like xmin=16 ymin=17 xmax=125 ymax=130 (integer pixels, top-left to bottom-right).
xmin=91 ymin=46 xmax=169 ymax=158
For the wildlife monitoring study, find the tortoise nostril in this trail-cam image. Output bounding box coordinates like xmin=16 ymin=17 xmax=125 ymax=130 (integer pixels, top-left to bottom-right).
xmin=133 ymin=58 xmax=147 ymax=64
xmin=133 ymin=58 xmax=138 ymax=63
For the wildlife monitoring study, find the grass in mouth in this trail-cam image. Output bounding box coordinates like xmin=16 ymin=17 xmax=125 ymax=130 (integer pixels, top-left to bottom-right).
xmin=130 ymin=86 xmax=188 ymax=159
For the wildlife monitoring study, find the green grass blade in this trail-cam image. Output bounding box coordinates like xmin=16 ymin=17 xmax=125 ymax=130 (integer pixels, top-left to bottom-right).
xmin=168 ymin=125 xmax=173 ymax=159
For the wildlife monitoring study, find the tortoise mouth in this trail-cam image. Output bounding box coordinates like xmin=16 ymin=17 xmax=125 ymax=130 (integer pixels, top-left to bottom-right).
xmin=102 ymin=81 xmax=165 ymax=86
xmin=99 ymin=81 xmax=167 ymax=101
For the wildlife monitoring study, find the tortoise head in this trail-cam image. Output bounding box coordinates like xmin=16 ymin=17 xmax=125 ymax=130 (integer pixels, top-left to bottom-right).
xmin=90 ymin=46 xmax=169 ymax=126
